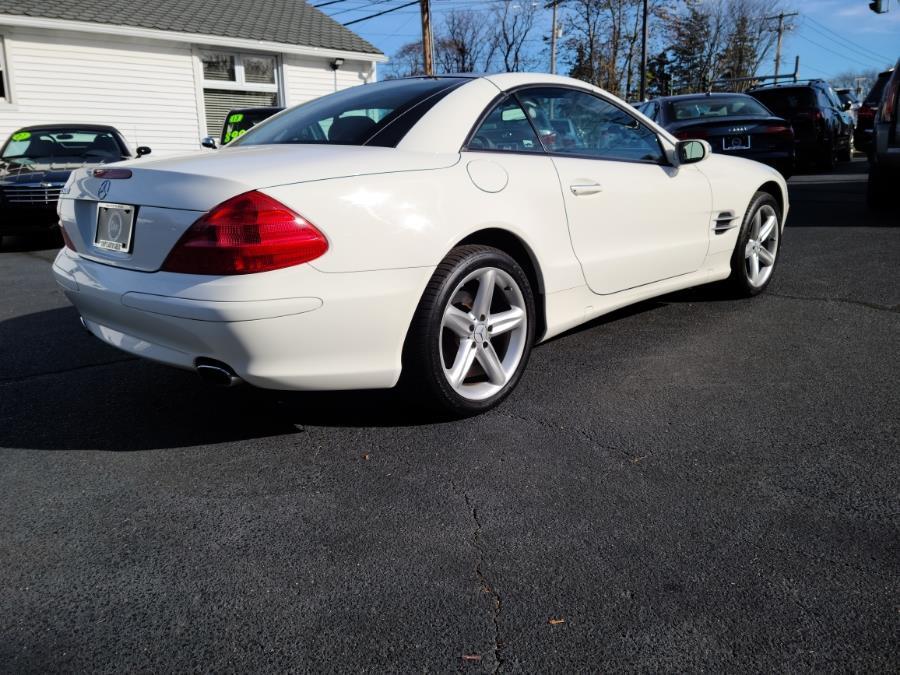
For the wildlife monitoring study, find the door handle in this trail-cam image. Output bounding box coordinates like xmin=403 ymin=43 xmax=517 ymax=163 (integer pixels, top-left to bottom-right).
xmin=570 ymin=182 xmax=603 ymax=196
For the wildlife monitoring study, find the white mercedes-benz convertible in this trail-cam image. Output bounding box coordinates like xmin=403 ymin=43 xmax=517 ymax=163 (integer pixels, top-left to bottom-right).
xmin=53 ymin=73 xmax=788 ymax=415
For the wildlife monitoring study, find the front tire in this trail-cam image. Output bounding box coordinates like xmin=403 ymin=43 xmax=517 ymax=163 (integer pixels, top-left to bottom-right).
xmin=403 ymin=245 xmax=535 ymax=416
xmin=722 ymin=191 xmax=782 ymax=297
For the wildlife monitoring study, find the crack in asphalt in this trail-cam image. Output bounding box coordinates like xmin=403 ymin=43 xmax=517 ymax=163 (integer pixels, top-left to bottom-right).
xmin=0 ymin=357 xmax=139 ymax=386
xmin=465 ymin=491 xmax=504 ymax=673
xmin=767 ymin=291 xmax=899 ymax=314
xmin=497 ymin=411 xmax=639 ymax=463
xmin=450 ymin=477 xmax=504 ymax=673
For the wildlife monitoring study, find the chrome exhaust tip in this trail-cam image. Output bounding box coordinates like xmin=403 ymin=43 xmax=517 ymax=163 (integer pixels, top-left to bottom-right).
xmin=196 ymin=359 xmax=243 ymax=387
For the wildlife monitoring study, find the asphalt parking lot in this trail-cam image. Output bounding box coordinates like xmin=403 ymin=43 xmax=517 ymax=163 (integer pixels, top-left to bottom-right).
xmin=1 ymin=157 xmax=897 ymax=672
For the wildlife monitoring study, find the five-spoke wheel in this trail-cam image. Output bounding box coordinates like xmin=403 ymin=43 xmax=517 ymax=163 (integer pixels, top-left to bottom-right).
xmin=726 ymin=191 xmax=782 ymax=296
xmin=405 ymin=245 xmax=535 ymax=415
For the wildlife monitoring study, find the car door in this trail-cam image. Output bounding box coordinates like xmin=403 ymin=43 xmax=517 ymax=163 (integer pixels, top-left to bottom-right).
xmin=513 ymin=86 xmax=711 ymax=295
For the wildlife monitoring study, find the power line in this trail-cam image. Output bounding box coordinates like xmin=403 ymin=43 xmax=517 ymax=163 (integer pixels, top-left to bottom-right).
xmin=327 ymin=0 xmax=395 ymax=19
xmin=803 ymin=15 xmax=893 ymax=64
xmin=793 ymin=32 xmax=884 ymax=70
xmin=343 ymin=0 xmax=421 ymax=26
xmin=800 ymin=19 xmax=893 ymax=67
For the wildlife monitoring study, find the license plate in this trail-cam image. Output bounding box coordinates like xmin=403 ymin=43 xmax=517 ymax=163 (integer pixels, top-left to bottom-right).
xmin=95 ymin=202 xmax=135 ymax=252
xmin=723 ymin=135 xmax=751 ymax=151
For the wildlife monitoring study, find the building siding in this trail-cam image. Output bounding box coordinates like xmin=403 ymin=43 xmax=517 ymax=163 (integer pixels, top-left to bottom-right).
xmin=0 ymin=25 xmax=379 ymax=156
xmin=281 ymin=54 xmax=373 ymax=108
xmin=0 ymin=27 xmax=202 ymax=155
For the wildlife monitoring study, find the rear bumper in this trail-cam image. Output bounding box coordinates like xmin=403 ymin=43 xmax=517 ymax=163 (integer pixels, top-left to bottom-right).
xmin=52 ymin=248 xmax=434 ymax=390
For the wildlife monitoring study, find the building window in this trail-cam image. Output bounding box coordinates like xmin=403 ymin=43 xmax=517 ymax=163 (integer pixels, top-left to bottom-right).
xmin=200 ymin=51 xmax=280 ymax=139
xmin=0 ymin=36 xmax=8 ymax=102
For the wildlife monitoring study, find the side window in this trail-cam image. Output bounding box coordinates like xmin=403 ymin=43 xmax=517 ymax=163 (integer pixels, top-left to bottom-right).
xmin=516 ymin=87 xmax=665 ymax=163
xmin=467 ymin=97 xmax=543 ymax=153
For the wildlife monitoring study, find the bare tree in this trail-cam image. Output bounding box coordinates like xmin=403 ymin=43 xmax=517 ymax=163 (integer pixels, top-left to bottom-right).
xmin=388 ymin=41 xmax=425 ymax=79
xmin=564 ymin=0 xmax=671 ymax=98
xmin=494 ymin=1 xmax=539 ymax=72
xmin=435 ymin=9 xmax=497 ymax=73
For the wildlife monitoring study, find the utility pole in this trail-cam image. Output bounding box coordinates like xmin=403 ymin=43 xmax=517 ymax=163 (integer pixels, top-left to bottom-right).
xmin=550 ymin=0 xmax=558 ymax=74
xmin=765 ymin=11 xmax=798 ymax=80
xmin=639 ymin=0 xmax=648 ymax=101
xmin=420 ymin=0 xmax=434 ymax=76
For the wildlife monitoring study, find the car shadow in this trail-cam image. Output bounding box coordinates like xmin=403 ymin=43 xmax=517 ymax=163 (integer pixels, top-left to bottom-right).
xmin=786 ymin=157 xmax=895 ymax=227
xmin=0 ymin=232 xmax=63 ymax=252
xmin=0 ymin=307 xmax=444 ymax=452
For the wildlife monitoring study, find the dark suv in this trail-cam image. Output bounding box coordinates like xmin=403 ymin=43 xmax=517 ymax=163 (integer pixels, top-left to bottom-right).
xmin=749 ymin=80 xmax=853 ymax=169
xmin=856 ymin=69 xmax=893 ymax=152
xmin=867 ymin=58 xmax=900 ymax=210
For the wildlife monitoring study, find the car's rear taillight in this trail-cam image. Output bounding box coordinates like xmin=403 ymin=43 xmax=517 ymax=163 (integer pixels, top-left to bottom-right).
xmin=858 ymin=106 xmax=875 ymax=121
xmin=60 ymin=224 xmax=76 ymax=251
xmin=674 ymin=128 xmax=708 ymax=140
xmin=161 ymin=191 xmax=328 ymax=275
xmin=762 ymin=125 xmax=793 ymax=139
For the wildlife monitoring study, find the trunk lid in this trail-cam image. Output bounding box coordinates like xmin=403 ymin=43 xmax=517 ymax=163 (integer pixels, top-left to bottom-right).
xmin=59 ymin=145 xmax=459 ymax=272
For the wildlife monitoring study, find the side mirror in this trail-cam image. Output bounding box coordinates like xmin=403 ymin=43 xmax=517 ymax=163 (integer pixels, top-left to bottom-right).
xmin=842 ymin=101 xmax=852 ymax=111
xmin=201 ymin=136 xmax=218 ymax=150
xmin=136 ymin=146 xmax=152 ymax=157
xmin=676 ymin=139 xmax=710 ymax=165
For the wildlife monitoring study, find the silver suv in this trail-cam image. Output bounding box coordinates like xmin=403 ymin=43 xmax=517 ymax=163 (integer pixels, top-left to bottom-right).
xmin=868 ymin=59 xmax=900 ymax=210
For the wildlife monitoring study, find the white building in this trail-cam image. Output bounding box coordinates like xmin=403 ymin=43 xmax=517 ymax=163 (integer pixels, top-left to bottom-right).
xmin=0 ymin=0 xmax=386 ymax=154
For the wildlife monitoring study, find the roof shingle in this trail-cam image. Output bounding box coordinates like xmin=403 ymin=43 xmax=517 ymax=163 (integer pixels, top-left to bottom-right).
xmin=0 ymin=0 xmax=382 ymax=55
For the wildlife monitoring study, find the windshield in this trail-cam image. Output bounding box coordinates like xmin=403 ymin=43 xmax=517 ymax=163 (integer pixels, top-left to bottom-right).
xmin=1 ymin=128 xmax=128 ymax=166
xmin=221 ymin=109 xmax=283 ymax=144
xmin=669 ymin=96 xmax=772 ymax=121
xmin=750 ymin=88 xmax=816 ymax=115
xmin=230 ymin=78 xmax=466 ymax=148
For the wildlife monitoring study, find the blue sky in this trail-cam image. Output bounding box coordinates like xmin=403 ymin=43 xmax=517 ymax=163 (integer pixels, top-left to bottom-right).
xmin=330 ymin=0 xmax=899 ymax=86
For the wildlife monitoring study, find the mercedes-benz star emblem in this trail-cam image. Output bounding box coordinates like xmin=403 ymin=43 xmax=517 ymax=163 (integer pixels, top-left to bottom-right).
xmin=107 ymin=211 xmax=123 ymax=241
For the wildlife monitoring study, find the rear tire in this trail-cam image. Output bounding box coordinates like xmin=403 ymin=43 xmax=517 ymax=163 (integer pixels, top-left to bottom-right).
xmin=867 ymin=164 xmax=891 ymax=210
xmin=722 ymin=191 xmax=782 ymax=297
xmin=820 ymin=142 xmax=836 ymax=170
xmin=838 ymin=139 xmax=852 ymax=162
xmin=402 ymin=245 xmax=536 ymax=416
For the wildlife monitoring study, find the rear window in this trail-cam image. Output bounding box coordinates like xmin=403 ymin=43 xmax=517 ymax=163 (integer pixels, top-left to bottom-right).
xmin=230 ymin=78 xmax=466 ymax=148
xmin=750 ymin=88 xmax=815 ymax=115
xmin=668 ymin=96 xmax=771 ymax=121
xmin=864 ymin=72 xmax=891 ymax=106
xmin=836 ymin=90 xmax=858 ymax=106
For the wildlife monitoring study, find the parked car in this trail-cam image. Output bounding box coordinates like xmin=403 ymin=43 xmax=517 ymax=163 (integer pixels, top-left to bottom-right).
xmin=638 ymin=92 xmax=795 ymax=177
xmin=856 ymin=69 xmax=893 ymax=151
xmin=201 ymin=106 xmax=284 ymax=149
xmin=0 ymin=124 xmax=148 ymax=244
xmin=749 ymin=80 xmax=853 ymax=169
xmin=835 ymin=88 xmax=861 ymax=126
xmin=54 ymin=74 xmax=788 ymax=416
xmin=867 ymin=58 xmax=900 ymax=210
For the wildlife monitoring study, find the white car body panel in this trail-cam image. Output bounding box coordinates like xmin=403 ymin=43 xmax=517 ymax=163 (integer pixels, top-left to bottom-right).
xmin=53 ymin=74 xmax=788 ymax=391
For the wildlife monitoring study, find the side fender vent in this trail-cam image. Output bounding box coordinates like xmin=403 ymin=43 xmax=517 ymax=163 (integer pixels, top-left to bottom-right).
xmin=713 ymin=210 xmax=738 ymax=234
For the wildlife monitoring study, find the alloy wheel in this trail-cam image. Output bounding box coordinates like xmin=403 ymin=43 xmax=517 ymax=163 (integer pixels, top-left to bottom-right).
xmin=439 ymin=266 xmax=528 ymax=401
xmin=744 ymin=204 xmax=779 ymax=288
